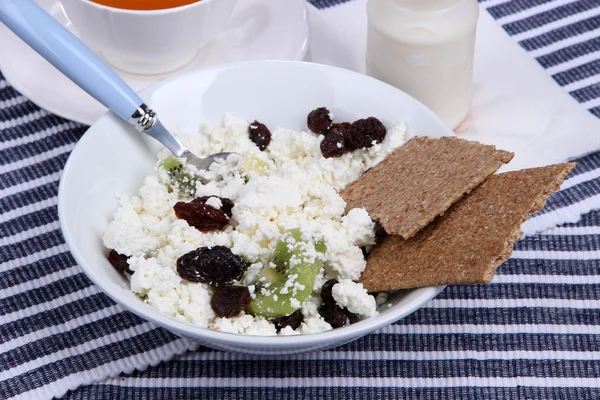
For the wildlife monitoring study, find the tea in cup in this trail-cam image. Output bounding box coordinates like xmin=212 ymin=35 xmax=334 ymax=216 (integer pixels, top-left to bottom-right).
xmin=88 ymin=1 xmax=200 ymax=10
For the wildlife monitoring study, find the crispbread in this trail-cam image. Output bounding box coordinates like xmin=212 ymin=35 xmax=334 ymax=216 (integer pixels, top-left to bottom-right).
xmin=341 ymin=136 xmax=514 ymax=239
xmin=359 ymin=163 xmax=576 ymax=292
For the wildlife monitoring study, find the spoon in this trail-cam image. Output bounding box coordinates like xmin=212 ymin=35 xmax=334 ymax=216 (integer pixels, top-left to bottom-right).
xmin=0 ymin=0 xmax=236 ymax=171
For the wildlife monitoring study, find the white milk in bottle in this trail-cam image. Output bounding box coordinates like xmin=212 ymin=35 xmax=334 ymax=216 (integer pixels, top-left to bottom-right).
xmin=367 ymin=0 xmax=479 ymax=129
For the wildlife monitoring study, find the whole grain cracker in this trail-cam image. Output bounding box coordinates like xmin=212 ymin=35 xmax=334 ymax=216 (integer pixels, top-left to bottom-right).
xmin=359 ymin=163 xmax=576 ymax=292
xmin=341 ymin=136 xmax=514 ymax=239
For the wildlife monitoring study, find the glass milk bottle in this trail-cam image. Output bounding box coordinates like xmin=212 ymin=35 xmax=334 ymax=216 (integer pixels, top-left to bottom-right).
xmin=366 ymin=0 xmax=479 ymax=130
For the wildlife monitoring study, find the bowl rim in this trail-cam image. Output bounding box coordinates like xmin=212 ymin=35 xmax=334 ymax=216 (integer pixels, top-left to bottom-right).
xmin=58 ymin=60 xmax=449 ymax=348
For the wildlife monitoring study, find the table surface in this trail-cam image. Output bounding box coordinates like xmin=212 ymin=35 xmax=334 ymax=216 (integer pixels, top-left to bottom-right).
xmin=2 ymin=0 xmax=600 ymax=399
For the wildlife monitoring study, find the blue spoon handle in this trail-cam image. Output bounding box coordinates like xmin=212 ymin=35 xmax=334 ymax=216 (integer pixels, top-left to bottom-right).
xmin=0 ymin=0 xmax=143 ymax=122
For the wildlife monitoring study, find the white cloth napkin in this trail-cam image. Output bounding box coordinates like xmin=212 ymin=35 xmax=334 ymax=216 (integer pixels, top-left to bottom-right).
xmin=306 ymin=0 xmax=600 ymax=233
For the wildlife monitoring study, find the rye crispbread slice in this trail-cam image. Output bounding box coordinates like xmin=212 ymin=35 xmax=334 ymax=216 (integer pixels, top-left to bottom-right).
xmin=359 ymin=163 xmax=576 ymax=292
xmin=341 ymin=136 xmax=514 ymax=239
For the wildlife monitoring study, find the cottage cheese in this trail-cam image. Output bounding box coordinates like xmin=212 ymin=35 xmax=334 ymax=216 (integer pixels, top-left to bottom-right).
xmin=332 ymin=279 xmax=378 ymax=317
xmin=103 ymin=114 xmax=406 ymax=335
xmin=204 ymin=196 xmax=222 ymax=209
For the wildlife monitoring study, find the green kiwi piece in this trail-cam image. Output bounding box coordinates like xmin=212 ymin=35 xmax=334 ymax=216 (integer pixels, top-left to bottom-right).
xmin=241 ymin=154 xmax=270 ymax=176
xmin=246 ymin=229 xmax=326 ymax=318
xmin=159 ymin=156 xmax=198 ymax=197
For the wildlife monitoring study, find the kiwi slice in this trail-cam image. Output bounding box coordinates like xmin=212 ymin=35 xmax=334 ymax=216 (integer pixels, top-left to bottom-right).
xmin=246 ymin=229 xmax=326 ymax=318
xmin=240 ymin=154 xmax=270 ymax=176
xmin=159 ymin=156 xmax=198 ymax=197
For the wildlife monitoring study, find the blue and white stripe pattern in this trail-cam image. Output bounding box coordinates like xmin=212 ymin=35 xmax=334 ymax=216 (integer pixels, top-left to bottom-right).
xmin=1 ymin=0 xmax=600 ymax=398
xmin=0 ymin=91 xmax=197 ymax=400
xmin=486 ymin=0 xmax=600 ymax=118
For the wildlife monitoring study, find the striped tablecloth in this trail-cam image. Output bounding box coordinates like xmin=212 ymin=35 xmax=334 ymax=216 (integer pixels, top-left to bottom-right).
xmin=2 ymin=0 xmax=600 ymax=399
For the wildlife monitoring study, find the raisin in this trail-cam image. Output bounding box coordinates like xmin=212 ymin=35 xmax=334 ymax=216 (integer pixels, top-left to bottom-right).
xmin=343 ymin=130 xmax=362 ymax=151
xmin=319 ymin=279 xmax=349 ymax=328
xmin=320 ymin=279 xmax=339 ymax=303
xmin=307 ymin=107 xmax=333 ymax=134
xmin=192 ymin=196 xmax=234 ymax=217
xmin=174 ymin=201 xmax=229 ymax=232
xmin=177 ymin=246 xmax=245 ymax=284
xmin=273 ymin=310 xmax=304 ymax=332
xmin=248 ymin=120 xmax=271 ymax=151
xmin=330 ymin=122 xmax=350 ymax=132
xmin=210 ymin=285 xmax=252 ymax=318
xmin=348 ymin=313 xmax=361 ymax=324
xmin=107 ymin=250 xmax=133 ymax=275
xmin=345 ymin=117 xmax=387 ymax=150
xmin=320 ymin=128 xmax=347 ymax=158
xmin=318 ymin=301 xmax=349 ymax=329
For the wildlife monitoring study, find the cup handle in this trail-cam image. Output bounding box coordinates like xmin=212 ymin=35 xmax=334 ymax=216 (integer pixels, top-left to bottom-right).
xmin=0 ymin=0 xmax=143 ymax=121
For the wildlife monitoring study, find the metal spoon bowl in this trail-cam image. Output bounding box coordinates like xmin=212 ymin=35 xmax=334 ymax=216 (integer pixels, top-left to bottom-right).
xmin=135 ymin=105 xmax=239 ymax=170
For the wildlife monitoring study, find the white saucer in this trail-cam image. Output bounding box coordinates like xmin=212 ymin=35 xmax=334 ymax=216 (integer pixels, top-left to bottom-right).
xmin=0 ymin=0 xmax=309 ymax=125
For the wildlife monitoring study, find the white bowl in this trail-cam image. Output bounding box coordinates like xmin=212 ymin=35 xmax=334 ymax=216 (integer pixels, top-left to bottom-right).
xmin=58 ymin=61 xmax=450 ymax=355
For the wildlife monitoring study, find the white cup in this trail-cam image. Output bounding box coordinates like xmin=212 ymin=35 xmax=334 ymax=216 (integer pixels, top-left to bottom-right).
xmin=61 ymin=0 xmax=238 ymax=75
